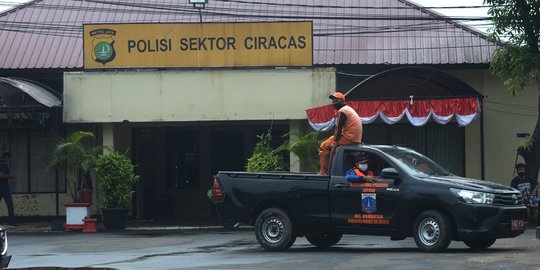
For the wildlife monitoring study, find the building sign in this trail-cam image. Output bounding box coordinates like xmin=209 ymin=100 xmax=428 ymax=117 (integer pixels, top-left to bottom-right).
xmin=83 ymin=22 xmax=312 ymax=69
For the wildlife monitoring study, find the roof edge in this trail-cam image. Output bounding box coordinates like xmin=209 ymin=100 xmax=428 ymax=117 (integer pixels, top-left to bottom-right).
xmin=399 ymin=0 xmax=496 ymax=45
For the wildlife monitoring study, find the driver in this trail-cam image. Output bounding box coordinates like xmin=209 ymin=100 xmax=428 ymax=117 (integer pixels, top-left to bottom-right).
xmin=346 ymin=155 xmax=378 ymax=183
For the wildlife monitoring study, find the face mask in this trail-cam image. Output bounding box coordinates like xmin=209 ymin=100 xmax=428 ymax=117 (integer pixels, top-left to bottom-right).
xmin=357 ymin=163 xmax=368 ymax=171
xmin=332 ymin=99 xmax=344 ymax=110
xmin=518 ymin=172 xmax=526 ymax=177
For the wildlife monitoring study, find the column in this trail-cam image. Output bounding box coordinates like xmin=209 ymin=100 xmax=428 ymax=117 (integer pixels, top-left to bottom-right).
xmin=289 ymin=120 xmax=301 ymax=172
xmin=102 ymin=123 xmax=114 ymax=154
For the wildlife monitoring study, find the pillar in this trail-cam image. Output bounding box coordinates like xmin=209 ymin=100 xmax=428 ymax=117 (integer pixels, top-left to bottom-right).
xmin=289 ymin=120 xmax=301 ymax=172
xmin=102 ymin=123 xmax=114 ymax=153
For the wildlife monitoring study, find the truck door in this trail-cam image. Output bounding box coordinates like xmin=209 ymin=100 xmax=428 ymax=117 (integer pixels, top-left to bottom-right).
xmin=330 ymin=150 xmax=404 ymax=233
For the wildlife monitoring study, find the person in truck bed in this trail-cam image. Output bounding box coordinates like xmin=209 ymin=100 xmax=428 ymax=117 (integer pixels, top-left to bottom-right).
xmin=317 ymin=92 xmax=363 ymax=175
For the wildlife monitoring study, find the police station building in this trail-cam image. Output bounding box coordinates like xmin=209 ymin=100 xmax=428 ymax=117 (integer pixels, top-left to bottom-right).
xmin=0 ymin=0 xmax=537 ymax=221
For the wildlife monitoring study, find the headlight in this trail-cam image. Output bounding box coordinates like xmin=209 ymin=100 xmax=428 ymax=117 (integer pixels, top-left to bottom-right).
xmin=0 ymin=229 xmax=7 ymax=256
xmin=451 ymin=188 xmax=494 ymax=204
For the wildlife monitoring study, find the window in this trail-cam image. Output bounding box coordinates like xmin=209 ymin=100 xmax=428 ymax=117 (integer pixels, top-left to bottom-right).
xmin=0 ymin=130 xmax=64 ymax=193
xmin=342 ymin=150 xmax=390 ymax=176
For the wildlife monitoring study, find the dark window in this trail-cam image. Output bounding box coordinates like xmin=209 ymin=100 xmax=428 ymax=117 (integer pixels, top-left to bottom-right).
xmin=0 ymin=130 xmax=64 ymax=193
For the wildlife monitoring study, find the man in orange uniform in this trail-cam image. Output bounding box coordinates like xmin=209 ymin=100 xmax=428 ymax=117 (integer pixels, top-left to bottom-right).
xmin=317 ymin=92 xmax=363 ymax=175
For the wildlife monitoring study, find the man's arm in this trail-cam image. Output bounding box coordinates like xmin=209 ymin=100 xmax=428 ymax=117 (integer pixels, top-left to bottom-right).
xmin=334 ymin=112 xmax=348 ymax=142
xmin=531 ymin=180 xmax=539 ymax=195
xmin=345 ymin=170 xmax=376 ymax=183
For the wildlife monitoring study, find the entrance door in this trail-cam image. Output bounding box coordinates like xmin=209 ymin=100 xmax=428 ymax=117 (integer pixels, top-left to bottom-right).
xmin=168 ymin=130 xmax=199 ymax=190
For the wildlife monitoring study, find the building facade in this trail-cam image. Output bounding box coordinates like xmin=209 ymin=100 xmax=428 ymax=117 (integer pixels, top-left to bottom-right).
xmin=0 ymin=0 xmax=537 ymax=221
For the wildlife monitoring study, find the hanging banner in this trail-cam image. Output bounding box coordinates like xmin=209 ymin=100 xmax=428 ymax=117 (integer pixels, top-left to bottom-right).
xmin=83 ymin=21 xmax=313 ymax=69
xmin=306 ymin=97 xmax=482 ymax=130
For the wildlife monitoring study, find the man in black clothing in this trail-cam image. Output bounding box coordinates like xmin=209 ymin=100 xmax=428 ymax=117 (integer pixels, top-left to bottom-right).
xmin=511 ymin=163 xmax=538 ymax=206
xmin=0 ymin=151 xmax=17 ymax=226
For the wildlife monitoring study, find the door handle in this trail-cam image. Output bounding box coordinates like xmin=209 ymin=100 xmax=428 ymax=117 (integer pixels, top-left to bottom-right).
xmin=334 ymin=183 xmax=349 ymax=189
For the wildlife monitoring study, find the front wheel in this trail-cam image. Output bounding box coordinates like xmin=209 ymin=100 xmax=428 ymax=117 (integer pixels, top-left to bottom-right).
xmin=413 ymin=210 xmax=452 ymax=252
xmin=305 ymin=231 xmax=343 ymax=249
xmin=254 ymin=208 xmax=296 ymax=251
xmin=463 ymin=238 xmax=496 ymax=250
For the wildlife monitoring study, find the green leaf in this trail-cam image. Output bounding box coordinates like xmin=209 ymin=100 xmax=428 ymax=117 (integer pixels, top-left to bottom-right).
xmin=95 ymin=151 xmax=140 ymax=208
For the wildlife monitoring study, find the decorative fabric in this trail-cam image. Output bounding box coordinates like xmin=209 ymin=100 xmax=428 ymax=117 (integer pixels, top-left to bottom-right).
xmin=306 ymin=97 xmax=481 ymax=130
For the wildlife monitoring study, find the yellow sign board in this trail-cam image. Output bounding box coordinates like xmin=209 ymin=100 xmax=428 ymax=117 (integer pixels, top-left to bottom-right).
xmin=83 ymin=22 xmax=312 ymax=69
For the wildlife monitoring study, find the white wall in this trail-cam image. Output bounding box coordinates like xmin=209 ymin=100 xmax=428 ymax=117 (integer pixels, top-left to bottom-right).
xmin=64 ymin=68 xmax=336 ymax=123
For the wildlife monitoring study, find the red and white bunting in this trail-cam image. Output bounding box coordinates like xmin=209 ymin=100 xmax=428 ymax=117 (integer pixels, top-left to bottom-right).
xmin=306 ymin=97 xmax=482 ymax=131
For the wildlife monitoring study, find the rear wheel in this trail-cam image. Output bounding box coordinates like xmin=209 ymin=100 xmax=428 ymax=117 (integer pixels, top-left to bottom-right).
xmin=463 ymin=238 xmax=496 ymax=250
xmin=305 ymin=231 xmax=343 ymax=249
xmin=254 ymin=208 xmax=296 ymax=251
xmin=413 ymin=210 xmax=452 ymax=252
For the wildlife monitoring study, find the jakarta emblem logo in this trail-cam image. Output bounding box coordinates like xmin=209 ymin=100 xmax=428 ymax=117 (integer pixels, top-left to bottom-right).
xmin=361 ymin=193 xmax=377 ymax=213
xmin=89 ymin=28 xmax=117 ymax=65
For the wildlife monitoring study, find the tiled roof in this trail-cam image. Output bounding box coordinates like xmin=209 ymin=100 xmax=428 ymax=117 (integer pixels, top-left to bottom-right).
xmin=0 ymin=0 xmax=498 ymax=69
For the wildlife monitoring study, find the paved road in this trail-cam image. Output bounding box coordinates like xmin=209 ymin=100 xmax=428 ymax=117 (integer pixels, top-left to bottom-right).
xmin=6 ymin=228 xmax=540 ymax=270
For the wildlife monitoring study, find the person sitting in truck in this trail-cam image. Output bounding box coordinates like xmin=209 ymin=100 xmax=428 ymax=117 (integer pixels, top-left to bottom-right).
xmin=346 ymin=154 xmax=378 ymax=183
xmin=317 ymin=92 xmax=363 ymax=175
xmin=343 ymin=154 xmax=356 ymax=175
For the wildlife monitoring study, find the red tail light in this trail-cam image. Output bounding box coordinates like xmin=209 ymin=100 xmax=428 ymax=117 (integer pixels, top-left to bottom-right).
xmin=213 ymin=178 xmax=225 ymax=202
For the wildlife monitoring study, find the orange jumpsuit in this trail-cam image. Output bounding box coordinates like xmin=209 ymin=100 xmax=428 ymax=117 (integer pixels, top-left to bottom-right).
xmin=319 ymin=105 xmax=362 ymax=156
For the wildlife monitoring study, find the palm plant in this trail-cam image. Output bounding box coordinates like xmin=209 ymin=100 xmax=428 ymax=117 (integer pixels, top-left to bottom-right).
xmin=49 ymin=131 xmax=103 ymax=202
xmin=277 ymin=130 xmax=321 ymax=172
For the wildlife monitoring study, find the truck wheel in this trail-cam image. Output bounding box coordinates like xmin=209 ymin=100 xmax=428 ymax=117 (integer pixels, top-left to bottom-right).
xmin=463 ymin=238 xmax=496 ymax=250
xmin=413 ymin=210 xmax=452 ymax=252
xmin=305 ymin=231 xmax=343 ymax=249
xmin=255 ymin=208 xmax=296 ymax=251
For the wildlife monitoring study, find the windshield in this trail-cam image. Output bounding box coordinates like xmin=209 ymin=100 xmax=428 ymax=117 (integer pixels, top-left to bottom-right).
xmin=378 ymin=147 xmax=452 ymax=177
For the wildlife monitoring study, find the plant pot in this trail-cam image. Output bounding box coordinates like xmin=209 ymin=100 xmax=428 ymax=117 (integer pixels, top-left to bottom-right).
xmin=64 ymin=202 xmax=92 ymax=231
xmin=80 ymin=188 xmax=93 ymax=203
xmin=83 ymin=218 xmax=97 ymax=233
xmin=102 ymin=208 xmax=129 ymax=230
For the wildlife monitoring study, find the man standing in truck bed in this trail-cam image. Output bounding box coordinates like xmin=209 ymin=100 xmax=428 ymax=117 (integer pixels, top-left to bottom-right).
xmin=317 ymin=92 xmax=362 ymax=175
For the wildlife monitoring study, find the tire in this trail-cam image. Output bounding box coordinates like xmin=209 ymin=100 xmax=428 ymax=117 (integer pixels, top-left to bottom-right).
xmin=254 ymin=208 xmax=296 ymax=251
xmin=463 ymin=238 xmax=496 ymax=250
xmin=305 ymin=231 xmax=343 ymax=249
xmin=413 ymin=210 xmax=453 ymax=252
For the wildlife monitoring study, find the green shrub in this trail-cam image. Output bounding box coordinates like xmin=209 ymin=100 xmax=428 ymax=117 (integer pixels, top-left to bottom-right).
xmin=246 ymin=131 xmax=285 ymax=172
xmin=95 ymin=151 xmax=140 ymax=208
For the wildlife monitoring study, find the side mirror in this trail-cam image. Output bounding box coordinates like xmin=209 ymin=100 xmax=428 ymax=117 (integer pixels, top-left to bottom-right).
xmin=380 ymin=167 xmax=401 ymax=181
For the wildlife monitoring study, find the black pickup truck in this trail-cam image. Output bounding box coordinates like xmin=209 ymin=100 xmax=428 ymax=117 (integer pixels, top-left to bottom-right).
xmin=211 ymin=145 xmax=528 ymax=252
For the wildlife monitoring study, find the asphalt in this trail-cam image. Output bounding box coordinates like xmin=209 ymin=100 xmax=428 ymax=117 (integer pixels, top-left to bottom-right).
xmin=2 ymin=218 xmax=247 ymax=233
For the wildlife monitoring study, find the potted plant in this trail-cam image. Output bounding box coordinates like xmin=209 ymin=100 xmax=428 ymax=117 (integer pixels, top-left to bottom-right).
xmin=95 ymin=151 xmax=139 ymax=230
xmin=246 ymin=130 xmax=286 ymax=172
xmin=49 ymin=131 xmax=102 ymax=202
xmin=49 ymin=131 xmax=102 ymax=230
